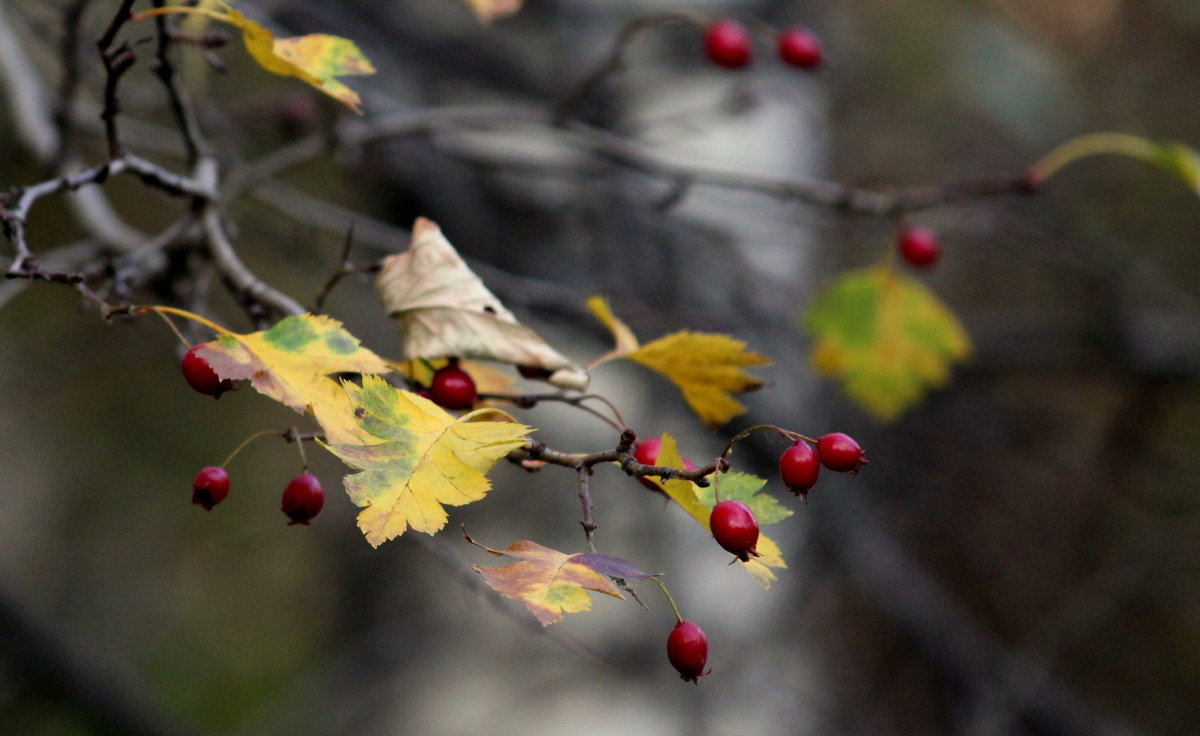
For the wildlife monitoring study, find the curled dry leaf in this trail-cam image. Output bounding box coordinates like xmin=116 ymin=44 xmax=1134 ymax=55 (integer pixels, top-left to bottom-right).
xmin=377 ymin=218 xmax=589 ymax=390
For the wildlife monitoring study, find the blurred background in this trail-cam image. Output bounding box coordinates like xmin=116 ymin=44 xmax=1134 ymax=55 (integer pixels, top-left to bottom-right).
xmin=1 ymin=1 xmax=1198 ymax=735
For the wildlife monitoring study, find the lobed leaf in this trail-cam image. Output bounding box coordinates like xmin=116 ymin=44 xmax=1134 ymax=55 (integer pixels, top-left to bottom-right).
xmin=627 ymin=332 xmax=770 ymax=427
xmin=804 ymin=264 xmax=971 ymax=421
xmin=323 ymin=376 xmax=532 ymax=546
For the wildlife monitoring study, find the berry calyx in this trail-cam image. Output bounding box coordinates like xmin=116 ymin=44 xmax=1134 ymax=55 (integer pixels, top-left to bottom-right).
xmin=281 ymin=473 xmax=324 ymax=525
xmin=632 ymin=436 xmax=697 ymax=492
xmin=777 ymin=27 xmax=823 ymax=69
xmin=709 ymin=500 xmax=760 ymax=562
xmin=816 ymin=432 xmax=868 ymax=474
xmin=181 ymin=344 xmax=233 ymax=399
xmin=704 ymin=19 xmax=752 ymax=69
xmin=898 ymin=225 xmax=940 ymax=268
xmin=666 ymin=620 xmax=709 ymax=684
xmin=779 ymin=440 xmax=820 ymax=497
xmin=192 ymin=466 xmax=230 ymax=510
xmin=429 ymin=360 xmax=477 ymax=410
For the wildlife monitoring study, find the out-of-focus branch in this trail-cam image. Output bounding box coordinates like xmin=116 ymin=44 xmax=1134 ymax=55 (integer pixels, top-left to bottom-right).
xmin=0 ymin=0 xmax=58 ymax=162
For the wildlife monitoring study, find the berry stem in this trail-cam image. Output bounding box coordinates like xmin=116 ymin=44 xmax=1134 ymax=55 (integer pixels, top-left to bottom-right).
xmin=219 ymin=429 xmax=280 ymax=469
xmin=719 ymin=424 xmax=815 ymax=463
xmin=649 ymin=577 xmax=684 ymax=624
xmin=286 ymin=425 xmax=309 ymax=472
xmin=150 ymin=308 xmax=192 ymax=349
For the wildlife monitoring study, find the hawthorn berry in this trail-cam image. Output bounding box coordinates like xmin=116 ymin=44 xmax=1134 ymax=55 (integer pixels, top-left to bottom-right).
xmin=704 ymin=19 xmax=752 ymax=69
xmin=777 ymin=26 xmax=823 ymax=69
xmin=709 ymin=500 xmax=760 ymax=562
xmin=281 ymin=473 xmax=324 ymax=525
xmin=816 ymin=432 xmax=868 ymax=474
xmin=192 ymin=466 xmax=230 ymax=510
xmin=632 ymin=436 xmax=697 ymax=492
xmin=181 ymin=344 xmax=233 ymax=399
xmin=779 ymin=440 xmax=820 ymax=497
xmin=898 ymin=225 xmax=940 ymax=268
xmin=429 ymin=360 xmax=477 ymax=410
xmin=666 ymin=620 xmax=709 ymax=684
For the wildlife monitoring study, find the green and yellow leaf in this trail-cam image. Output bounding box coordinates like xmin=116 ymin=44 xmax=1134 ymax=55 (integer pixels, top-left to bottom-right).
xmin=323 ymin=376 xmax=531 ymax=546
xmin=804 ymin=264 xmax=971 ymax=422
xmin=134 ymin=1 xmax=375 ymax=113
xmin=467 ymin=537 xmax=624 ymax=626
xmin=178 ymin=311 xmax=390 ymax=444
xmin=651 ymin=435 xmax=787 ymax=588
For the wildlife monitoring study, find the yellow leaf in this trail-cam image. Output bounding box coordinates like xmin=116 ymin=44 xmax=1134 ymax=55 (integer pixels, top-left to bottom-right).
xmin=135 ymin=1 xmax=375 ymax=113
xmin=586 ymin=295 xmax=640 ymax=368
xmin=377 ymin=218 xmax=589 ymax=390
xmin=468 ymin=537 xmax=624 ymax=626
xmin=626 ymin=332 xmax=770 ymax=427
xmin=323 ymin=376 xmax=531 ymax=546
xmin=652 ymin=436 xmax=786 ymax=589
xmin=804 ymin=264 xmax=971 ymax=421
xmin=172 ymin=311 xmax=390 ymax=445
xmin=462 ymin=0 xmax=525 ymax=24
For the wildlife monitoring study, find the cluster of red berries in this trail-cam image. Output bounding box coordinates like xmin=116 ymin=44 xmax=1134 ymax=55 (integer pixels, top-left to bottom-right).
xmin=779 ymin=432 xmax=868 ymax=498
xmin=190 ymin=466 xmax=324 ymax=524
xmin=897 ymin=224 xmax=940 ymax=268
xmin=703 ymin=19 xmax=823 ymax=70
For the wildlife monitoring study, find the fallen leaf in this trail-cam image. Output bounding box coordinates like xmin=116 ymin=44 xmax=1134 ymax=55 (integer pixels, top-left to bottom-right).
xmin=468 ymin=538 xmax=625 ymax=626
xmin=323 ymin=376 xmax=531 ymax=546
xmin=804 ymin=264 xmax=971 ymax=421
xmin=377 ymin=218 xmax=589 ymax=390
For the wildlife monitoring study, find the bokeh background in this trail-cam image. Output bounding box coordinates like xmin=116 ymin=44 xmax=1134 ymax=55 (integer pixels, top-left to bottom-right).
xmin=1 ymin=1 xmax=1198 ymax=735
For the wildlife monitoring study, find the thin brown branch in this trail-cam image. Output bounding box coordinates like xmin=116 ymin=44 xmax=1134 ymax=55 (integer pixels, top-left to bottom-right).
xmin=149 ymin=0 xmax=207 ymax=165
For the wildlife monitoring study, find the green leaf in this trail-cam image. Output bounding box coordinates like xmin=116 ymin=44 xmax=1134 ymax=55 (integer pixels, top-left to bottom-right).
xmin=804 ymin=264 xmax=971 ymax=421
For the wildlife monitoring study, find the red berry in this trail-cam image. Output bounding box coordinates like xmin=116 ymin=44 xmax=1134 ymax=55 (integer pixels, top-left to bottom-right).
xmin=632 ymin=436 xmax=696 ymax=492
xmin=709 ymin=500 xmax=760 ymax=562
xmin=281 ymin=473 xmax=324 ymax=525
xmin=898 ymin=225 xmax=940 ymax=268
xmin=192 ymin=466 xmax=230 ymax=510
xmin=777 ymin=26 xmax=823 ymax=69
xmin=779 ymin=441 xmax=820 ymax=497
xmin=429 ymin=360 xmax=477 ymax=410
xmin=181 ymin=344 xmax=233 ymax=398
xmin=704 ymin=19 xmax=752 ymax=69
xmin=816 ymin=432 xmax=868 ymax=474
xmin=666 ymin=620 xmax=709 ymax=684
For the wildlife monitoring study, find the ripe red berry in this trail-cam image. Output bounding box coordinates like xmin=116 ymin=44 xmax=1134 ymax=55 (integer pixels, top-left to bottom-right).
xmin=181 ymin=344 xmax=233 ymax=399
xmin=429 ymin=360 xmax=477 ymax=410
xmin=704 ymin=19 xmax=752 ymax=69
xmin=666 ymin=620 xmax=709 ymax=684
xmin=709 ymin=500 xmax=760 ymax=562
xmin=281 ymin=473 xmax=324 ymax=525
xmin=816 ymin=432 xmax=868 ymax=474
xmin=777 ymin=26 xmax=823 ymax=69
xmin=192 ymin=466 xmax=230 ymax=510
xmin=898 ymin=225 xmax=940 ymax=268
xmin=779 ymin=441 xmax=820 ymax=497
xmin=632 ymin=436 xmax=697 ymax=491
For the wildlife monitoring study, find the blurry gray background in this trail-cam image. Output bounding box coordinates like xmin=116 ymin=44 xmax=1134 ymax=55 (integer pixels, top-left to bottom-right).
xmin=1 ymin=1 xmax=1198 ymax=735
